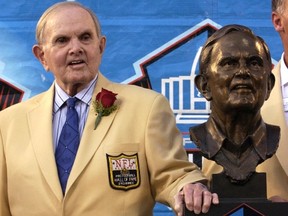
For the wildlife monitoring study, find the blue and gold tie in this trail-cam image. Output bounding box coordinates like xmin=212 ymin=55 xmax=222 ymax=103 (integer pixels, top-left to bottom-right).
xmin=55 ymin=97 xmax=80 ymax=194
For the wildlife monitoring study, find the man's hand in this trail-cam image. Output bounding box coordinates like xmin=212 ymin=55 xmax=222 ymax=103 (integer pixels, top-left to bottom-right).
xmin=174 ymin=182 xmax=219 ymax=215
xmin=269 ymin=195 xmax=288 ymax=202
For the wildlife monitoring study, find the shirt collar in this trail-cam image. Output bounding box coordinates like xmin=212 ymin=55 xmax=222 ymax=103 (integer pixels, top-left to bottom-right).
xmin=53 ymin=74 xmax=98 ymax=113
xmin=205 ymin=116 xmax=268 ymax=160
xmin=280 ymin=53 xmax=288 ymax=86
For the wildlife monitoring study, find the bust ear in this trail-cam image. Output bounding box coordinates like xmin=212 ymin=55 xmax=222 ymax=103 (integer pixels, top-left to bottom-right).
xmin=195 ymin=74 xmax=212 ymax=101
xmin=265 ymin=72 xmax=276 ymax=100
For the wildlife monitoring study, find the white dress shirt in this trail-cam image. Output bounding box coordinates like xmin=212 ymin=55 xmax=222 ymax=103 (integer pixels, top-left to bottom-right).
xmin=280 ymin=54 xmax=288 ymax=125
xmin=52 ymin=75 xmax=97 ymax=151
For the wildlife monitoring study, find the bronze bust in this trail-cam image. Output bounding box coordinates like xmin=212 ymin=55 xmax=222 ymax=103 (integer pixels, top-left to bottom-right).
xmin=189 ymin=25 xmax=280 ymax=184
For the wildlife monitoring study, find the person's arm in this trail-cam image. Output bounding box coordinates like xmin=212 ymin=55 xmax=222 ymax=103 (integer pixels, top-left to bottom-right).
xmin=144 ymin=94 xmax=218 ymax=215
xmin=0 ymin=127 xmax=12 ymax=216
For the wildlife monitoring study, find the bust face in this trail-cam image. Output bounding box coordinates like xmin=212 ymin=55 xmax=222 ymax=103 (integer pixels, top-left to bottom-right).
xmin=204 ymin=31 xmax=272 ymax=114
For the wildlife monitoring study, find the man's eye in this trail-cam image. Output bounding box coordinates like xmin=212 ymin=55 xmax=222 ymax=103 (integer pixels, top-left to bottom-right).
xmin=80 ymin=33 xmax=91 ymax=41
xmin=55 ymin=37 xmax=68 ymax=44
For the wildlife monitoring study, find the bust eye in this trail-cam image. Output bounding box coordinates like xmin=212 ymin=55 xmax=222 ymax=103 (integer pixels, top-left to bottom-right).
xmin=251 ymin=60 xmax=260 ymax=66
xmin=248 ymin=57 xmax=263 ymax=68
xmin=226 ymin=60 xmax=237 ymax=66
xmin=219 ymin=58 xmax=238 ymax=67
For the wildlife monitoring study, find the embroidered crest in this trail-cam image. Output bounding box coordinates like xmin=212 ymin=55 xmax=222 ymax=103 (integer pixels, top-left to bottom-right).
xmin=106 ymin=153 xmax=140 ymax=190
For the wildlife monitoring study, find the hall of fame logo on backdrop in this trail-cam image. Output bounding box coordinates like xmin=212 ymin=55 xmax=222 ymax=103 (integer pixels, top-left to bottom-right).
xmin=0 ymin=62 xmax=30 ymax=111
xmin=128 ymin=19 xmax=221 ymax=151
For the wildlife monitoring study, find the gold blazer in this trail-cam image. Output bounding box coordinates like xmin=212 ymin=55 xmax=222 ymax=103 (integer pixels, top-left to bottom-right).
xmin=0 ymin=73 xmax=205 ymax=216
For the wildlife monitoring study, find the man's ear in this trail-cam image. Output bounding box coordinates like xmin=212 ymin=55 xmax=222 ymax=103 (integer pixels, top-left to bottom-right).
xmin=265 ymin=72 xmax=275 ymax=100
xmin=99 ymin=36 xmax=106 ymax=55
xmin=272 ymin=11 xmax=284 ymax=32
xmin=32 ymin=45 xmax=49 ymax=71
xmin=194 ymin=74 xmax=212 ymax=101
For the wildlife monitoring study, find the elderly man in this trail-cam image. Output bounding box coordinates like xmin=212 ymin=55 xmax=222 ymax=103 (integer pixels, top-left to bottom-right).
xmin=0 ymin=2 xmax=218 ymax=216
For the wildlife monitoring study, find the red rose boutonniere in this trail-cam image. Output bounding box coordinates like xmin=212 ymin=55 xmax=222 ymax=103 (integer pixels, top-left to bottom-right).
xmin=93 ymin=88 xmax=118 ymax=130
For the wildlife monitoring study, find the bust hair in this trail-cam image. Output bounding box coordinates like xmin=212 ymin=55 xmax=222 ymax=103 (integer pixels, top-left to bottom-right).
xmin=199 ymin=24 xmax=272 ymax=76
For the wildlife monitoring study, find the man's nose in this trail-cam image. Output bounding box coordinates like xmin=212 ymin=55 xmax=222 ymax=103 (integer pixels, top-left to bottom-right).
xmin=69 ymin=39 xmax=83 ymax=55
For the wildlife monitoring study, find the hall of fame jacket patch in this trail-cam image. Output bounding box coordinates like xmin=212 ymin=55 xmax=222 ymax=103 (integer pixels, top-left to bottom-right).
xmin=106 ymin=153 xmax=141 ymax=190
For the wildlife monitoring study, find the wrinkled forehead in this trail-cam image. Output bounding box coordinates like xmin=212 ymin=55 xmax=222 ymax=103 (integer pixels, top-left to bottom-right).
xmin=217 ymin=31 xmax=260 ymax=49
xmin=46 ymin=6 xmax=93 ymax=26
xmin=37 ymin=4 xmax=101 ymax=44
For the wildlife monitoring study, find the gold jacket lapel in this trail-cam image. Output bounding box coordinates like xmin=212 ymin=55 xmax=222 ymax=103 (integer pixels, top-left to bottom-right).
xmin=28 ymin=85 xmax=63 ymax=201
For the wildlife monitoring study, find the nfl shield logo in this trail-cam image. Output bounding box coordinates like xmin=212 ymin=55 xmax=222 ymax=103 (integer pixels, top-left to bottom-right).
xmin=106 ymin=153 xmax=141 ymax=190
